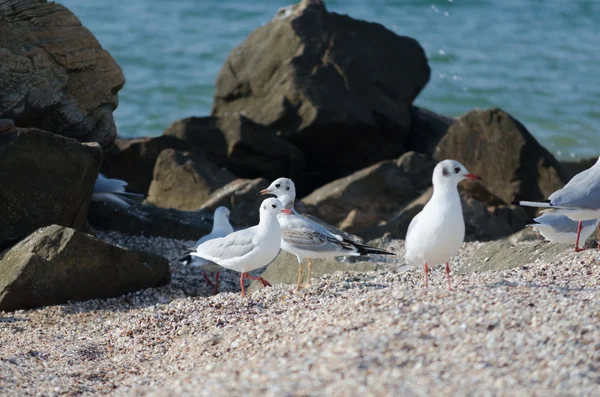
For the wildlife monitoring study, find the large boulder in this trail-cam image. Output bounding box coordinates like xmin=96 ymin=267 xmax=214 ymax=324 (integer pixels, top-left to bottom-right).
xmin=200 ymin=178 xmax=269 ymax=227
xmin=163 ymin=115 xmax=307 ymax=190
xmin=147 ymin=149 xmax=237 ymax=211
xmin=212 ymin=0 xmax=430 ymax=183
xmin=0 ymin=0 xmax=125 ymax=147
xmin=0 ymin=225 xmax=170 ymax=311
xmin=301 ymin=152 xmax=436 ymax=233
xmin=434 ymin=108 xmax=569 ymax=205
xmin=0 ymin=126 xmax=102 ymax=247
xmin=406 ymin=106 xmax=455 ymax=156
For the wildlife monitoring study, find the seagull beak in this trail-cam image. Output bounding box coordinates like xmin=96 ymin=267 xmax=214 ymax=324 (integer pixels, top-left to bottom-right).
xmin=280 ymin=209 xmax=292 ymax=214
xmin=257 ymin=188 xmax=270 ymax=196
xmin=465 ymin=173 xmax=482 ymax=181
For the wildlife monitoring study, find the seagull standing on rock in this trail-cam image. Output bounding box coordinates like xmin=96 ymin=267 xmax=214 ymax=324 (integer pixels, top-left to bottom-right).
xmin=190 ymin=198 xmax=290 ymax=298
xmin=405 ymin=160 xmax=482 ymax=291
xmin=259 ymin=178 xmax=395 ymax=291
xmin=517 ymin=156 xmax=600 ymax=252
xmin=179 ymin=206 xmax=234 ymax=294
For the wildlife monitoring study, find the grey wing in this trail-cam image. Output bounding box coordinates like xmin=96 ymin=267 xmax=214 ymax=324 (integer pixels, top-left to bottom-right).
xmin=292 ymin=213 xmax=343 ymax=242
xmin=195 ymin=229 xmax=256 ymax=261
xmin=282 ymin=226 xmax=347 ymax=253
xmin=549 ymin=175 xmax=600 ymax=208
xmin=94 ymin=174 xmax=127 ymax=193
xmin=533 ymin=213 xmax=580 ymax=233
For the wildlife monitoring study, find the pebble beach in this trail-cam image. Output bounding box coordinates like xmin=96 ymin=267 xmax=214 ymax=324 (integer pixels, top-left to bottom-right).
xmin=1 ymin=232 xmax=598 ymax=396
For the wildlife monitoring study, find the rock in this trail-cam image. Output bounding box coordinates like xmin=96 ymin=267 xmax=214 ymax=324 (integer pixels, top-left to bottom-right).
xmin=102 ymin=136 xmax=188 ymax=194
xmin=0 ymin=127 xmax=102 ymax=247
xmin=200 ymin=178 xmax=269 ymax=227
xmin=248 ymin=250 xmax=383 ymax=293
xmin=212 ymin=0 xmax=430 ymax=183
xmin=434 ymin=108 xmax=569 ymax=205
xmin=457 ymin=239 xmax=571 ymax=273
xmin=0 ymin=118 xmax=15 ymax=133
xmin=147 ymin=149 xmax=236 ymax=211
xmin=359 ymin=185 xmax=529 ymax=242
xmin=406 ymin=106 xmax=455 ymax=155
xmin=87 ymin=201 xmax=212 ymax=241
xmin=508 ymin=227 xmax=544 ymax=244
xmin=301 ymin=152 xmax=436 ymax=233
xmin=0 ymin=1 xmax=125 ymax=148
xmin=561 ymin=157 xmax=597 ymax=179
xmin=163 ymin=115 xmax=307 ymax=190
xmin=0 ymin=225 xmax=169 ymax=311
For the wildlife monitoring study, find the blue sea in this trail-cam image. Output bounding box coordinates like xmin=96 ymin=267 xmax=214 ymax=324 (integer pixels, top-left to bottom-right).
xmin=60 ymin=0 xmax=600 ymax=160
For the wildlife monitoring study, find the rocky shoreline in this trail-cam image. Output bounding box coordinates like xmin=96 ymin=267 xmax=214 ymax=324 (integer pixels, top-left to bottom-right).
xmin=1 ymin=0 xmax=599 ymax=394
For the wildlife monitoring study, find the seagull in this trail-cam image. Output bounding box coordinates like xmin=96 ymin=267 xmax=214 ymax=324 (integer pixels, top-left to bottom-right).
xmin=405 ymin=160 xmax=481 ymax=291
xmin=179 ymin=206 xmax=234 ymax=294
xmin=528 ymin=213 xmax=599 ymax=247
xmin=93 ymin=173 xmax=143 ymax=209
xmin=517 ymin=156 xmax=600 ymax=251
xmin=259 ymin=178 xmax=395 ymax=291
xmin=190 ymin=198 xmax=290 ymax=298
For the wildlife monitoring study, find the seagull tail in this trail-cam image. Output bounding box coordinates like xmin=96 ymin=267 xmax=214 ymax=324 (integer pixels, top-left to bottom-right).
xmin=179 ymin=254 xmax=193 ymax=265
xmin=353 ymin=243 xmax=396 ymax=256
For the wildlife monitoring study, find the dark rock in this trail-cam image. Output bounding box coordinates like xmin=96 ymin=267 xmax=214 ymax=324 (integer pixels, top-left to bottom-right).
xmin=434 ymin=108 xmax=569 ymax=206
xmin=407 ymin=106 xmax=455 ymax=155
xmin=561 ymin=157 xmax=598 ymax=180
xmin=87 ymin=201 xmax=212 ymax=241
xmin=163 ymin=114 xmax=307 ymax=189
xmin=101 ymin=136 xmax=188 ymax=194
xmin=0 ymin=119 xmax=15 ymax=133
xmin=200 ymin=178 xmax=269 ymax=227
xmin=0 ymin=225 xmax=170 ymax=311
xmin=147 ymin=149 xmax=236 ymax=211
xmin=0 ymin=0 xmax=125 ymax=148
xmin=301 ymin=152 xmax=436 ymax=233
xmin=0 ymin=127 xmax=102 ymax=247
xmin=212 ymin=0 xmax=430 ymax=183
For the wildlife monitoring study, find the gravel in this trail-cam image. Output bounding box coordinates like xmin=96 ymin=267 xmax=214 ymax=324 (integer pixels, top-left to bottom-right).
xmin=0 ymin=230 xmax=599 ymax=396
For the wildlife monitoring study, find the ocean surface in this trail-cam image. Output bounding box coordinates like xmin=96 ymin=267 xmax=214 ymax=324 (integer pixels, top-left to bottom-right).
xmin=60 ymin=0 xmax=600 ymax=160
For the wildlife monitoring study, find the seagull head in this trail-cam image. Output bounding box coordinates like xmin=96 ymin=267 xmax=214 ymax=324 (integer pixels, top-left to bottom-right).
xmin=259 ymin=197 xmax=292 ymax=218
xmin=433 ymin=159 xmax=482 ymax=187
xmin=213 ymin=206 xmax=231 ymax=228
xmin=258 ymin=177 xmax=296 ymax=203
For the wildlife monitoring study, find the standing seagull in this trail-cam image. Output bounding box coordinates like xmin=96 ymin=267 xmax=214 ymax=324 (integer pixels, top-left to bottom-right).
xmin=179 ymin=206 xmax=234 ymax=294
xmin=190 ymin=198 xmax=290 ymax=298
xmin=528 ymin=213 xmax=599 ymax=246
xmin=517 ymin=156 xmax=600 ymax=251
xmin=259 ymin=178 xmax=395 ymax=290
xmin=405 ymin=160 xmax=481 ymax=291
xmin=93 ymin=173 xmax=143 ymax=209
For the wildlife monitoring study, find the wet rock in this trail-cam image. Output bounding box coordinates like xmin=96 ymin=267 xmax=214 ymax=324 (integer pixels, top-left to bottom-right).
xmin=0 ymin=127 xmax=102 ymax=247
xmin=147 ymin=149 xmax=236 ymax=211
xmin=0 ymin=0 xmax=125 ymax=147
xmin=200 ymin=178 xmax=269 ymax=227
xmin=0 ymin=225 xmax=170 ymax=311
xmin=301 ymin=152 xmax=436 ymax=233
xmin=212 ymin=0 xmax=429 ymax=183
xmin=434 ymin=108 xmax=569 ymax=206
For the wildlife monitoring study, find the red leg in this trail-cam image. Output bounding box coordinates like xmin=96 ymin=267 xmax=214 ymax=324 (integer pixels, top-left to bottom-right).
xmin=213 ymin=272 xmax=220 ymax=295
xmin=245 ymin=274 xmax=272 ymax=288
xmin=445 ymin=262 xmax=454 ymax=292
xmin=424 ymin=263 xmax=429 ymax=289
xmin=575 ymin=221 xmax=583 ymax=252
xmin=203 ymin=272 xmax=215 ymax=288
xmin=240 ymin=272 xmax=246 ymax=298
xmin=597 ymin=224 xmax=600 ymax=250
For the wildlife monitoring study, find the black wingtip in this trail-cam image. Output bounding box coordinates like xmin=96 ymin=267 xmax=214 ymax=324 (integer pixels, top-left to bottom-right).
xmin=355 ymin=244 xmax=396 ymax=256
xmin=179 ymin=254 xmax=193 ymax=264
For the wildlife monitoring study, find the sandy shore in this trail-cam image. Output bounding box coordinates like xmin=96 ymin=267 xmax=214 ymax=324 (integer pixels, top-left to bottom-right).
xmin=0 ymin=232 xmax=598 ymax=396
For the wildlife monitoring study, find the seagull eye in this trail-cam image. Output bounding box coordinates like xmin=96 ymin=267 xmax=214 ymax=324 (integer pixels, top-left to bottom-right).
xmin=275 ymin=184 xmax=281 ymax=188
xmin=454 ymin=167 xmax=460 ymax=174
xmin=286 ymin=186 xmax=290 ymax=191
xmin=271 ymin=204 xmax=276 ymax=208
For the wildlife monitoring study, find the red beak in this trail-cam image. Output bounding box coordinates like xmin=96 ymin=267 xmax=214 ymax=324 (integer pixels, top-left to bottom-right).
xmin=465 ymin=173 xmax=482 ymax=181
xmin=280 ymin=209 xmax=292 ymax=215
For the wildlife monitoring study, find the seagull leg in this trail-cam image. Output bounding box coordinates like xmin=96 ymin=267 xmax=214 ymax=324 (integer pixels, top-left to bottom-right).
xmin=597 ymin=224 xmax=600 ymax=250
xmin=240 ymin=272 xmax=247 ymax=298
xmin=574 ymin=221 xmax=583 ymax=252
xmin=213 ymin=272 xmax=220 ymax=295
xmin=296 ymin=262 xmax=304 ymax=291
xmin=424 ymin=263 xmax=429 ymax=289
xmin=304 ymin=259 xmax=313 ymax=289
xmin=245 ymin=274 xmax=272 ymax=288
xmin=445 ymin=262 xmax=454 ymax=292
xmin=203 ymin=272 xmax=215 ymax=289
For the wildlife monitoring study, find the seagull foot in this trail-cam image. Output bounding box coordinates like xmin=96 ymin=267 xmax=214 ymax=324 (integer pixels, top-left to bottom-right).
xmin=259 ymin=277 xmax=272 ymax=288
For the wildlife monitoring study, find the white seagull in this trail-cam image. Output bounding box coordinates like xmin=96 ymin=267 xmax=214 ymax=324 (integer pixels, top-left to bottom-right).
xmin=93 ymin=173 xmax=143 ymax=209
xmin=405 ymin=160 xmax=481 ymax=291
xmin=179 ymin=206 xmax=234 ymax=294
xmin=259 ymin=178 xmax=395 ymax=290
xmin=517 ymin=156 xmax=600 ymax=251
xmin=190 ymin=198 xmax=291 ymax=298
xmin=528 ymin=213 xmax=599 ymax=247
